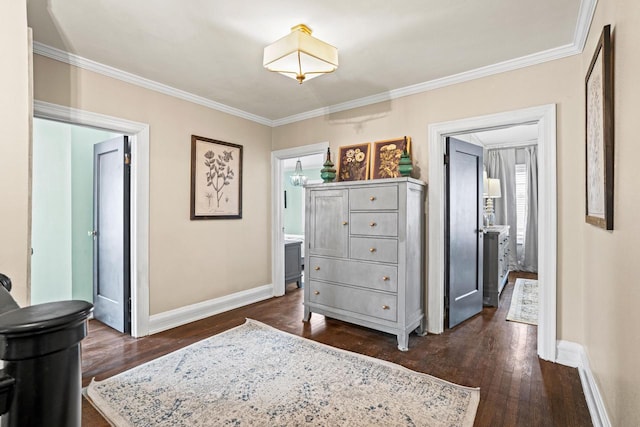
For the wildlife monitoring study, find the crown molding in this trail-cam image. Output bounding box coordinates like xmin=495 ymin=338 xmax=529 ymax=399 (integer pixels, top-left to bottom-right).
xmin=273 ymin=0 xmax=597 ymax=127
xmin=32 ymin=42 xmax=274 ymax=127
xmin=32 ymin=0 xmax=596 ymax=128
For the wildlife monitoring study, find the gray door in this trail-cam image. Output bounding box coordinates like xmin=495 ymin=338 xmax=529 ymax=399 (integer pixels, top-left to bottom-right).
xmin=446 ymin=137 xmax=483 ymax=328
xmin=308 ymin=189 xmax=348 ymax=257
xmin=93 ymin=136 xmax=131 ymax=333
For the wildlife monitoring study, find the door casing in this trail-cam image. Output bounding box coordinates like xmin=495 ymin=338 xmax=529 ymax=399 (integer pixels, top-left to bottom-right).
xmin=428 ymin=104 xmax=557 ymax=361
xmin=33 ymin=100 xmax=150 ymax=337
xmin=271 ymin=142 xmax=329 ymax=297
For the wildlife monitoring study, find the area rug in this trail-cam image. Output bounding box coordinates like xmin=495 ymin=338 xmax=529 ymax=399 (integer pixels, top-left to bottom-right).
xmin=506 ymin=278 xmax=539 ymax=325
xmin=85 ymin=319 xmax=479 ymax=426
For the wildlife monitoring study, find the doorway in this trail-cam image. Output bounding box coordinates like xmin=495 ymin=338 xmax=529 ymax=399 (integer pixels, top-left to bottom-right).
xmin=33 ymin=100 xmax=151 ymax=337
xmin=271 ymin=142 xmax=329 ymax=297
xmin=427 ymin=104 xmax=557 ymax=361
xmin=31 ymin=118 xmax=123 ymax=305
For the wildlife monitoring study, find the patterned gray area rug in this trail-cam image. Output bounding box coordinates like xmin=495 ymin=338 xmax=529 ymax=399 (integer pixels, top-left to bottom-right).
xmin=85 ymin=319 xmax=479 ymax=426
xmin=506 ymin=278 xmax=539 ymax=325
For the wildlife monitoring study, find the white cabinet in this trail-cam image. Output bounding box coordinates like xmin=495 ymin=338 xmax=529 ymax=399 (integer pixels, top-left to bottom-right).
xmin=303 ymin=178 xmax=426 ymax=351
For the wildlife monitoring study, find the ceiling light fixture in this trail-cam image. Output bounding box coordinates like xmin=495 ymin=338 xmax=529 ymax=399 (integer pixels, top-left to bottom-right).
xmin=263 ymin=24 xmax=338 ymax=84
xmin=289 ymin=159 xmax=308 ymax=186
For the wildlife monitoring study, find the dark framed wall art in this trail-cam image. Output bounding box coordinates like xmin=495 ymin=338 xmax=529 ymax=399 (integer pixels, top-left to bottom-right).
xmin=190 ymin=135 xmax=243 ymax=219
xmin=370 ymin=136 xmax=411 ymax=179
xmin=337 ymin=143 xmax=371 ymax=181
xmin=585 ymin=24 xmax=614 ymax=230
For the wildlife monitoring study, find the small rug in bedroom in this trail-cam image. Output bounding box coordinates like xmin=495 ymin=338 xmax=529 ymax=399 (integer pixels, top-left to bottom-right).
xmin=85 ymin=319 xmax=480 ymax=427
xmin=506 ymin=278 xmax=539 ymax=325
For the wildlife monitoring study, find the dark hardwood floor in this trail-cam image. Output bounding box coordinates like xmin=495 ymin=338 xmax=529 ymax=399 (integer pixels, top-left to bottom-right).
xmin=82 ymin=272 xmax=592 ymax=426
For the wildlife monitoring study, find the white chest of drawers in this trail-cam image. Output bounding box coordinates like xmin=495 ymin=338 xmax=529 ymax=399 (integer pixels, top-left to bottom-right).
xmin=303 ymin=178 xmax=426 ymax=351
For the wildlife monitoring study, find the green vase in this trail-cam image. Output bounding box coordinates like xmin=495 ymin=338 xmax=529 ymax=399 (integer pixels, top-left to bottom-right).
xmin=398 ymin=148 xmax=413 ymax=177
xmin=320 ymin=147 xmax=336 ymax=182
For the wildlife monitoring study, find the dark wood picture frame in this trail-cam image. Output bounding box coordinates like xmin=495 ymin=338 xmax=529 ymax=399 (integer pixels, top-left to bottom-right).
xmin=370 ymin=136 xmax=411 ymax=179
xmin=190 ymin=135 xmax=243 ymax=220
xmin=337 ymin=143 xmax=371 ymax=181
xmin=585 ymin=25 xmax=614 ymax=230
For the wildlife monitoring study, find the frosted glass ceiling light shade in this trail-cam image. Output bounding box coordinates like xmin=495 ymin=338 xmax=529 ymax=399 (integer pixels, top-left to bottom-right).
xmin=263 ymin=24 xmax=338 ymax=84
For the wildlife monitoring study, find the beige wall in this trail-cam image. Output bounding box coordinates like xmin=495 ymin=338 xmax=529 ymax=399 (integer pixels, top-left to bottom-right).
xmin=0 ymin=0 xmax=30 ymax=306
xmin=33 ymin=55 xmax=273 ymax=315
xmin=581 ymin=0 xmax=640 ymax=425
xmin=273 ymin=55 xmax=586 ymax=344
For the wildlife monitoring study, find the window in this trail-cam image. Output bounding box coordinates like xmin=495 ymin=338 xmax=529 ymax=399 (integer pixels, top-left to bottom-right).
xmin=515 ymin=164 xmax=528 ymax=244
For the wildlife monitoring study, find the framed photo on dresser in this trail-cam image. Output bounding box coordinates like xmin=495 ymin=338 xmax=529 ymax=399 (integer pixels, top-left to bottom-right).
xmin=370 ymin=136 xmax=411 ymax=179
xmin=336 ymin=143 xmax=371 ymax=181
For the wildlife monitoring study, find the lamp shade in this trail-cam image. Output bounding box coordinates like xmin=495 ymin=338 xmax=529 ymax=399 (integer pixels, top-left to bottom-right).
xmin=487 ymin=178 xmax=502 ymax=198
xmin=263 ymin=24 xmax=338 ymax=84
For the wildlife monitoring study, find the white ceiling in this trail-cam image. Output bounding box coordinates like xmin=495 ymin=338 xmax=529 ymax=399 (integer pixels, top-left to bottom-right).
xmin=27 ymin=0 xmax=589 ymax=125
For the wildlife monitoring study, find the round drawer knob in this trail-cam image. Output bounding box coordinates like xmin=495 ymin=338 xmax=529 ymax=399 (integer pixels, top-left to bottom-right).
xmin=314 ymin=266 xmax=320 ymax=271
xmin=314 ymin=291 xmax=320 ymax=295
xmin=382 ymin=276 xmax=390 ymax=281
xmin=369 ymin=222 xmax=377 ymax=227
xmin=382 ymin=305 xmax=390 ymax=310
xmin=342 ymin=221 xmax=348 ymax=226
xmin=369 ymin=196 xmax=376 ymax=201
xmin=369 ymin=248 xmax=376 ymax=253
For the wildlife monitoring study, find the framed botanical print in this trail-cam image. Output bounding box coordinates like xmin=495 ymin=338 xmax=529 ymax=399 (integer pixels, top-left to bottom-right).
xmin=585 ymin=25 xmax=614 ymax=230
xmin=371 ymin=136 xmax=411 ymax=179
xmin=337 ymin=143 xmax=371 ymax=181
xmin=190 ymin=135 xmax=243 ymax=219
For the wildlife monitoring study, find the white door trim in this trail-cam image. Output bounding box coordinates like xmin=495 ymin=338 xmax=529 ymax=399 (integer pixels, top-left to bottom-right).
xmin=33 ymin=100 xmax=150 ymax=337
xmin=427 ymin=104 xmax=557 ymax=361
xmin=271 ymin=142 xmax=329 ymax=297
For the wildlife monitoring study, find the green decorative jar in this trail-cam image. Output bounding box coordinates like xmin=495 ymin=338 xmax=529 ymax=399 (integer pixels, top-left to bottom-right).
xmin=320 ymin=147 xmax=336 ymax=182
xmin=398 ymin=148 xmax=413 ymax=177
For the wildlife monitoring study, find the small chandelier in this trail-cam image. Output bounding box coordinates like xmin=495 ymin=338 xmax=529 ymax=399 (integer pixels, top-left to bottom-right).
xmin=263 ymin=24 xmax=338 ymax=84
xmin=290 ymin=159 xmax=308 ymax=186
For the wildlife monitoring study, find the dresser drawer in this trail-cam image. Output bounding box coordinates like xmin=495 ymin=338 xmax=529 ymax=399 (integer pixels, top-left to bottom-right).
xmin=350 ymin=212 xmax=398 ymax=237
xmin=308 ymin=256 xmax=398 ymax=292
xmin=349 ymin=186 xmax=398 ymax=210
xmin=309 ymin=281 xmax=397 ymax=322
xmin=350 ymin=237 xmax=398 ymax=263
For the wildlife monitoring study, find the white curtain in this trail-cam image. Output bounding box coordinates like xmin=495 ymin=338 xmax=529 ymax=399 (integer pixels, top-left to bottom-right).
xmin=486 ymin=146 xmax=538 ymax=272
xmin=486 ymin=149 xmax=517 ymax=270
xmin=521 ymin=146 xmax=538 ymax=271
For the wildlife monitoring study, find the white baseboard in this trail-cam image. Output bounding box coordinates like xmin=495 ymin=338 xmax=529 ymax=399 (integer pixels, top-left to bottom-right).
xmin=556 ymin=340 xmax=611 ymax=427
xmin=148 ymin=284 xmax=274 ymax=335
